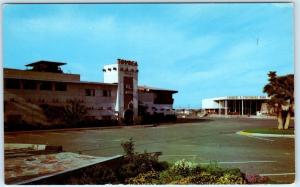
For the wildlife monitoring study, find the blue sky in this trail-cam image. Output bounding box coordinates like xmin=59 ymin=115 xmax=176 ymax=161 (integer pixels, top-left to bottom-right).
xmin=3 ymin=3 xmax=294 ymax=108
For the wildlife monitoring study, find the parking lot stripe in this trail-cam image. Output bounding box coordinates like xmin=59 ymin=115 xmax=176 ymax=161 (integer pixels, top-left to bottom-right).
xmin=160 ymin=155 xmax=197 ymax=157
xmin=260 ymin=173 xmax=295 ymax=176
xmin=245 ymin=135 xmax=274 ymax=142
xmin=198 ymin=160 xmax=276 ymax=164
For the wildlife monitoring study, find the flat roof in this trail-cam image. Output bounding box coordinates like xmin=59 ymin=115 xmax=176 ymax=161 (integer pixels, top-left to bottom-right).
xmin=139 ymin=85 xmax=178 ymax=93
xmin=4 ymin=73 xmax=177 ymax=91
xmin=25 ymin=60 xmax=66 ymax=67
xmin=203 ymin=96 xmax=270 ymax=101
xmin=4 ymin=77 xmax=117 ymax=87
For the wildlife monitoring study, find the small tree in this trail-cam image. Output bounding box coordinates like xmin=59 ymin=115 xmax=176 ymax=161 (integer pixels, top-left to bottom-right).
xmin=263 ymin=71 xmax=294 ymax=129
xmin=63 ymin=99 xmax=87 ymax=126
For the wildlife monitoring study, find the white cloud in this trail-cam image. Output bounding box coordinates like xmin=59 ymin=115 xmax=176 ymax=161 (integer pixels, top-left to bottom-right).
xmin=271 ymin=3 xmax=293 ymax=8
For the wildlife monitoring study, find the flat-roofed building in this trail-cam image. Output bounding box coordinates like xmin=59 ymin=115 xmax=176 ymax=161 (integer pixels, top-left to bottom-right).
xmin=4 ymin=59 xmax=177 ymax=125
xmin=138 ymin=86 xmax=177 ymax=115
xmin=202 ymin=96 xmax=270 ymax=116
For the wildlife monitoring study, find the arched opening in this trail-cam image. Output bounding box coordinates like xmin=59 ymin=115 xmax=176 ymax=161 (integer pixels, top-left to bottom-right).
xmin=123 ymin=109 xmax=134 ymax=125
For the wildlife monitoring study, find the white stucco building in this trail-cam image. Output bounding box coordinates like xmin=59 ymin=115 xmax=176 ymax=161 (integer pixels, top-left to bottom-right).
xmin=4 ymin=59 xmax=177 ymax=125
xmin=202 ymin=96 xmax=270 ymax=116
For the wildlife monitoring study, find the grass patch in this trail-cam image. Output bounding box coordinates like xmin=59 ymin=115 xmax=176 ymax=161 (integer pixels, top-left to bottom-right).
xmin=243 ymin=128 xmax=294 ymax=135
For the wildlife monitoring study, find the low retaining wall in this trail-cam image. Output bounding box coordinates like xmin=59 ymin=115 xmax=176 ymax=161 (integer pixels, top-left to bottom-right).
xmin=15 ymin=154 xmax=123 ymax=185
xmin=5 ymin=143 xmax=123 ymax=185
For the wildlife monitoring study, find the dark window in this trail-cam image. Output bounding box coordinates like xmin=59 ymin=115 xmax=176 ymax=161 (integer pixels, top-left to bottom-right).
xmin=55 ymin=83 xmax=67 ymax=91
xmin=103 ymin=90 xmax=111 ymax=97
xmin=52 ymin=98 xmax=59 ymax=103
xmin=85 ymin=89 xmax=95 ymax=96
xmin=5 ymin=78 xmax=21 ymax=89
xmin=39 ymin=98 xmax=45 ymax=103
xmin=23 ymin=80 xmax=37 ymax=90
xmin=102 ymin=115 xmax=111 ymax=120
xmin=40 ymin=81 xmax=52 ymax=90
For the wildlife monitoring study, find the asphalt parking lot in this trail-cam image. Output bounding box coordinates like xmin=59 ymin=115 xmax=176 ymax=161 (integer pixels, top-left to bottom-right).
xmin=4 ymin=118 xmax=295 ymax=183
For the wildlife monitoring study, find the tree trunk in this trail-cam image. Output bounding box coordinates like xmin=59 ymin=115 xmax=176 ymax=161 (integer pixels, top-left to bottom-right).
xmin=277 ymin=111 xmax=283 ymax=130
xmin=284 ymin=111 xmax=291 ymax=129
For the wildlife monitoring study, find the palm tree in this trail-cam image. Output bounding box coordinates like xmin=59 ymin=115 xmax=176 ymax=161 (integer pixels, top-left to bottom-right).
xmin=263 ymin=71 xmax=294 ymax=129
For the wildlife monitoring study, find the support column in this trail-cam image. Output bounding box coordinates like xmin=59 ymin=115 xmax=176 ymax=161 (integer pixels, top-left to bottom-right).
xmin=225 ymin=100 xmax=228 ymax=116
xmin=234 ymin=100 xmax=236 ymax=112
xmin=255 ymin=101 xmax=258 ymax=115
xmin=241 ymin=99 xmax=244 ymax=116
xmin=218 ymin=101 xmax=221 ymax=116
xmin=250 ymin=100 xmax=252 ymax=115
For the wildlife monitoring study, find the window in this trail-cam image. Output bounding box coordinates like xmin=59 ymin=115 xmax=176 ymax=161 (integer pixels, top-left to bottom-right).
xmin=55 ymin=83 xmax=67 ymax=91
xmin=103 ymin=90 xmax=111 ymax=97
xmin=52 ymin=98 xmax=59 ymax=103
xmin=38 ymin=98 xmax=45 ymax=103
xmin=5 ymin=78 xmax=21 ymax=89
xmin=102 ymin=116 xmax=111 ymax=120
xmin=125 ymin=84 xmax=132 ymax=89
xmin=85 ymin=89 xmax=95 ymax=96
xmin=40 ymin=81 xmax=52 ymax=90
xmin=23 ymin=80 xmax=37 ymax=90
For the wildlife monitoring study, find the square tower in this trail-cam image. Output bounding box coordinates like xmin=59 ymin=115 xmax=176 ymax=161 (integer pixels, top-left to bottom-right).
xmin=103 ymin=59 xmax=138 ymax=124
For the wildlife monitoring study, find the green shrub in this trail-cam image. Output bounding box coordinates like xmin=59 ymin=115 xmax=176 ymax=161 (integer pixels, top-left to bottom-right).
xmin=217 ymin=173 xmax=246 ymax=184
xmin=202 ymin=161 xmax=224 ymax=177
xmin=126 ymin=171 xmax=160 ymax=184
xmin=158 ymin=170 xmax=183 ymax=184
xmin=118 ymin=138 xmax=168 ymax=182
xmin=64 ymin=165 xmax=117 ymax=184
xmin=121 ymin=138 xmax=135 ymax=156
xmin=168 ymin=159 xmax=197 ymax=177
xmin=171 ymin=172 xmax=217 ymax=184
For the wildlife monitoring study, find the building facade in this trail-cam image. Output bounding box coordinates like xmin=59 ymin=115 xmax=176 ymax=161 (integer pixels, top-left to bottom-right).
xmin=4 ymin=59 xmax=177 ymax=125
xmin=202 ymin=96 xmax=270 ymax=116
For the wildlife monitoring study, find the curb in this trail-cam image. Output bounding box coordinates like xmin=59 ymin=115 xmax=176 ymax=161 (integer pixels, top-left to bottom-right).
xmin=4 ymin=124 xmax=157 ymax=134
xmin=236 ymin=131 xmax=295 ymax=138
xmin=5 ymin=126 xmax=123 ymax=134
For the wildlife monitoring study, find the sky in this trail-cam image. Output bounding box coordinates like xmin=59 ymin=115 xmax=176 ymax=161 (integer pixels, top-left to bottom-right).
xmin=3 ymin=3 xmax=294 ymax=108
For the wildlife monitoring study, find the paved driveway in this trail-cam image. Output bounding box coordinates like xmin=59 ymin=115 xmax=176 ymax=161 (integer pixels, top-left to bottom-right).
xmin=4 ymin=118 xmax=295 ymax=183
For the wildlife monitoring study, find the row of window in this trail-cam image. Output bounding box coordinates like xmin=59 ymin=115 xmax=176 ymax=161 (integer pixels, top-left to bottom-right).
xmin=5 ymin=78 xmax=67 ymax=91
xmin=8 ymin=97 xmax=114 ymax=110
xmin=86 ymin=106 xmax=113 ymax=110
xmin=85 ymin=89 xmax=112 ymax=97
xmin=102 ymin=67 xmax=138 ymax=72
xmin=5 ymin=78 xmax=113 ymax=97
